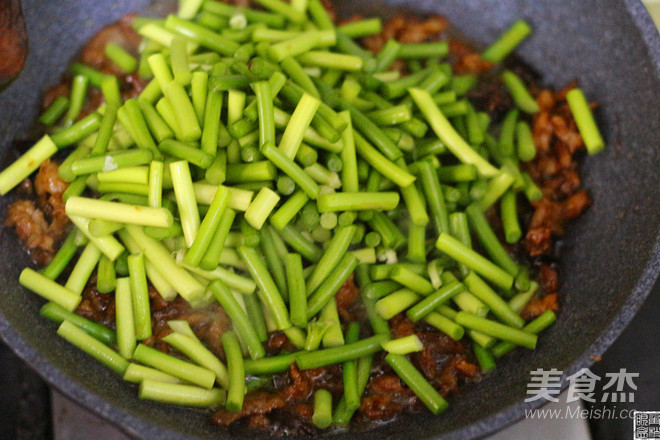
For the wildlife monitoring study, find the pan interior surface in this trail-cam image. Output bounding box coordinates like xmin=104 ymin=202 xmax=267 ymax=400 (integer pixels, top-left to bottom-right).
xmin=0 ymin=1 xmax=659 ymax=439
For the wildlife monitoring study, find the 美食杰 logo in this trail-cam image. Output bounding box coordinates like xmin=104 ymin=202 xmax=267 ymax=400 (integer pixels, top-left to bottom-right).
xmin=525 ymin=367 xmax=638 ymax=403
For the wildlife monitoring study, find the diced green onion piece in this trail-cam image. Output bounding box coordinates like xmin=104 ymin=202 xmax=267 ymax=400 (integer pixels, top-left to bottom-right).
xmin=221 ymin=331 xmax=245 ymax=411
xmin=123 ymin=363 xmax=182 ymax=384
xmin=238 ymin=246 xmax=291 ymax=330
xmin=138 ymin=380 xmax=226 ymax=407
xmin=115 ymin=277 xmax=137 ymax=358
xmin=502 ymin=70 xmax=539 ymax=114
xmin=409 ymin=88 xmax=499 ymax=178
xmin=317 ymin=192 xmax=400 ymax=212
xmin=97 ymin=166 xmax=149 ymax=185
xmin=170 ymin=161 xmax=200 ymax=246
xmin=509 ymin=281 xmax=538 ymax=313
xmin=306 ymin=225 xmax=356 ymax=294
xmin=57 ymin=320 xmax=128 ymax=375
xmin=466 ymin=203 xmax=519 ymax=275
xmin=40 ymin=96 xmax=70 ymax=126
xmin=296 ymin=334 xmax=389 ymax=370
xmin=307 ymin=253 xmax=359 ymax=318
xmin=185 ymin=185 xmax=231 ymax=267
xmin=68 ymin=215 xmax=125 ymax=261
xmin=385 ymin=353 xmax=448 ymax=414
xmin=133 ymin=343 xmax=216 ymax=388
xmin=435 ymin=233 xmax=514 ymax=289
xmin=333 ymin=353 xmax=372 ymax=425
xmin=97 ymin=255 xmax=117 ymax=294
xmin=268 ymin=31 xmax=325 ymax=61
xmin=398 ymin=41 xmax=449 ymax=59
xmin=455 ymin=312 xmax=537 ymax=349
xmin=389 ymin=265 xmax=434 ymax=296
xmin=41 ymin=302 xmax=115 ymax=345
xmin=64 ymin=75 xmax=89 ymax=125
xmin=566 ymin=88 xmax=605 ymax=155
xmin=124 ymin=225 xmax=205 ymax=302
xmin=319 ymin=298 xmax=344 ymax=347
xmin=424 ymin=312 xmax=464 ymax=341
xmin=279 ymin=93 xmax=320 ymax=159
xmin=516 ymin=120 xmax=536 ymax=161
xmin=40 ymin=229 xmax=80 ymax=280
xmin=340 ymin=322 xmax=361 ymax=410
xmin=145 ymin=261 xmax=177 ymax=301
xmin=492 ymin=310 xmax=556 ymax=357
xmin=381 ymin=334 xmax=424 ymax=354
xmin=262 ymin=142 xmax=320 ymax=199
xmin=463 ymin=271 xmax=524 ymax=328
xmin=105 ymin=43 xmax=138 ymax=73
xmin=0 ymin=135 xmax=58 ymax=195
xmin=286 ymin=253 xmax=308 ymax=328
xmin=165 ymin=14 xmax=239 ymax=55
xmin=128 ymin=253 xmax=152 ymax=340
xmin=521 ymin=172 xmax=543 ymax=202
xmin=244 ymin=353 xmax=296 ymax=375
xmin=337 ymin=18 xmax=382 ymax=38
xmin=298 ymin=51 xmax=363 ymax=71
xmin=406 ymin=281 xmax=465 ymax=322
xmin=376 ymin=289 xmax=421 ymax=320
xmin=312 ymin=389 xmax=333 ymax=429
xmin=473 ymin=343 xmax=496 ymax=372
xmin=72 ymin=149 xmax=154 ymax=176
xmin=304 ymin=319 xmax=329 ymax=352
xmin=501 ymin=191 xmax=522 ymax=244
xmin=482 ymin=20 xmax=532 ymax=64
xmin=65 ymin=196 xmax=173 ymax=228
xmin=163 ymin=330 xmax=227 ymax=388
xmin=20 ymin=268 xmax=81 ymax=312
xmin=64 ymin=242 xmax=102 ymax=295
xmin=244 ymin=187 xmax=281 ymax=230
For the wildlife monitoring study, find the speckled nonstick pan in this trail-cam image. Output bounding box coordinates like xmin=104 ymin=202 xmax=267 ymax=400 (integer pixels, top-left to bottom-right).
xmin=1 ymin=1 xmax=659 ymax=439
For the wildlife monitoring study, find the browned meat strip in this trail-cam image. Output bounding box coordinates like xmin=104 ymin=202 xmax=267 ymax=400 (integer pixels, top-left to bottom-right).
xmin=335 ymin=274 xmax=359 ymax=321
xmin=389 ymin=314 xmax=415 ymax=338
xmin=449 ymin=40 xmax=493 ymax=75
xmin=364 ymin=13 xmax=448 ymax=55
xmin=524 ymin=84 xmax=591 ymax=258
xmin=539 ymin=263 xmax=559 ymax=293
xmin=144 ymin=289 xmax=232 ymax=359
xmin=183 ymin=304 xmax=232 ymax=358
xmin=521 ymin=293 xmax=559 ymax=321
xmin=267 ymin=331 xmax=295 ymax=353
xmin=360 ymin=393 xmax=403 ymax=420
xmin=5 ymin=200 xmax=55 ymax=263
xmin=75 ymin=281 xmax=116 ymax=328
xmin=34 ymin=159 xmax=69 ymax=236
xmin=367 ymin=374 xmax=408 ymax=394
xmin=212 ymin=391 xmax=286 ymax=427
xmin=5 ymin=160 xmax=70 ymax=265
xmin=278 ymin=364 xmax=336 ymax=402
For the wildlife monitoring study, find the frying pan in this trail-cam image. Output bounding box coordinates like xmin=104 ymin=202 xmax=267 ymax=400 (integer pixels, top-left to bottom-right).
xmin=1 ymin=0 xmax=660 ymax=439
